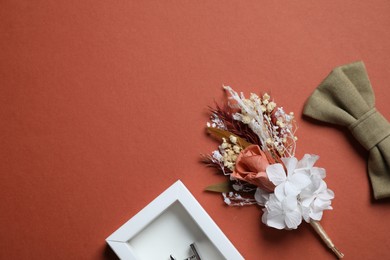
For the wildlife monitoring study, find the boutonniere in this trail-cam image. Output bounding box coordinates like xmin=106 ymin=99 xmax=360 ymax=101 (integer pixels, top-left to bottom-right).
xmin=202 ymin=86 xmax=344 ymax=259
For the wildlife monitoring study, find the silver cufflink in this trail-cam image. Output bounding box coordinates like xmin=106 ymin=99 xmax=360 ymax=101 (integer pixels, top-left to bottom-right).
xmin=170 ymin=243 xmax=201 ymax=260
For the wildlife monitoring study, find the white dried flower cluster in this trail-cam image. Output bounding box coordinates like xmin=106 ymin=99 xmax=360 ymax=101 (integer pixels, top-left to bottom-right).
xmin=264 ymin=107 xmax=297 ymax=157
xmin=223 ymin=191 xmax=257 ymax=206
xmin=201 ymin=149 xmax=226 ymax=175
xmin=206 ymin=113 xmax=227 ymax=130
xmin=219 ymin=136 xmax=242 ymax=171
xmin=224 ymin=86 xmax=297 ymax=157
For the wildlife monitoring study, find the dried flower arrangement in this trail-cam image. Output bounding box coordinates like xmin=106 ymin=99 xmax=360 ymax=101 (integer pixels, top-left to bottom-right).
xmin=202 ymin=86 xmax=344 ymax=259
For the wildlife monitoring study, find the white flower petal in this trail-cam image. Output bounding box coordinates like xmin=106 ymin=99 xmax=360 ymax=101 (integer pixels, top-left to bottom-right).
xmin=300 ymin=196 xmax=314 ymax=207
xmin=274 ymin=183 xmax=286 ymax=201
xmin=261 ymin=209 xmax=268 ymax=225
xmin=254 ymin=188 xmax=269 ymax=206
xmin=284 ymin=181 xmax=300 ymax=197
xmin=319 ymin=189 xmax=335 ymax=200
xmin=313 ymin=198 xmax=332 ymax=210
xmin=309 ymin=174 xmax=323 ymax=190
xmin=265 ymin=210 xmax=286 ymax=230
xmin=309 ymin=210 xmax=323 ymax=221
xmin=289 ymin=171 xmax=311 ymax=190
xmin=266 ymin=193 xmax=282 ymax=211
xmin=283 ymin=195 xmax=298 ymax=211
xmin=301 ymin=206 xmax=311 ymax=223
xmin=311 ymin=167 xmax=326 ymax=179
xmin=296 ymin=154 xmax=319 ymax=169
xmin=266 ymin=164 xmax=286 ymax=185
xmin=285 ymin=210 xmax=302 ymax=229
xmin=281 ymin=157 xmax=298 ymax=176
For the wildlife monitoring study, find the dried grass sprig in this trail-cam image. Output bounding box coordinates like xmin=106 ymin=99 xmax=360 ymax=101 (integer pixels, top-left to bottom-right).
xmin=209 ymin=102 xmax=262 ymax=146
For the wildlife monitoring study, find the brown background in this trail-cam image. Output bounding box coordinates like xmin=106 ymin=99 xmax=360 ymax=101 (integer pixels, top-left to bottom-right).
xmin=1 ymin=1 xmax=390 ymax=259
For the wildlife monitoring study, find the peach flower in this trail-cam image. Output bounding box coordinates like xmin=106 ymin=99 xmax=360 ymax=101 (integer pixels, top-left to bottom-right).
xmin=232 ymin=145 xmax=275 ymax=192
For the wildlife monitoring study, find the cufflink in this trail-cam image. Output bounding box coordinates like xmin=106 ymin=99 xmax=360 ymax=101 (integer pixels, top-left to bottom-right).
xmin=170 ymin=243 xmax=201 ymax=260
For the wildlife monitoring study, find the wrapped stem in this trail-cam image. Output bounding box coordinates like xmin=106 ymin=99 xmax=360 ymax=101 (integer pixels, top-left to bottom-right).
xmin=310 ymin=220 xmax=344 ymax=259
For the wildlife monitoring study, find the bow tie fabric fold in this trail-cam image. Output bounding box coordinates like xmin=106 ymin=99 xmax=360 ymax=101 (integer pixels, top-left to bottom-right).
xmin=303 ymin=61 xmax=390 ymax=199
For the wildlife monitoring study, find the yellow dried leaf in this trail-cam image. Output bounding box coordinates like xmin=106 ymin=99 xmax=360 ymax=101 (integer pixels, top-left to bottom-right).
xmin=205 ymin=181 xmax=231 ymax=193
xmin=206 ymin=127 xmax=252 ymax=148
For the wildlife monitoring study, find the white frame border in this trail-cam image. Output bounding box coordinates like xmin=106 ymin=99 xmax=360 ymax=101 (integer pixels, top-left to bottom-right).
xmin=106 ymin=180 xmax=244 ymax=260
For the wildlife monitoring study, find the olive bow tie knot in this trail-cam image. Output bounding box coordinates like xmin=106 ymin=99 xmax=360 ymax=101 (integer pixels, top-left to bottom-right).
xmin=303 ymin=61 xmax=390 ymax=199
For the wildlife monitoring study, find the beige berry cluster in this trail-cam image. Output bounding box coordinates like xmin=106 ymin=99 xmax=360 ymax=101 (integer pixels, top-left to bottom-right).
xmin=220 ymin=135 xmax=242 ymax=171
xmin=260 ymin=93 xmax=277 ymax=113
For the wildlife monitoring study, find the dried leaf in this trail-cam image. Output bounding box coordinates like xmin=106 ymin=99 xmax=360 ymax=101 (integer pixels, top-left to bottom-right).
xmin=205 ymin=181 xmax=231 ymax=193
xmin=206 ymin=127 xmax=252 ymax=148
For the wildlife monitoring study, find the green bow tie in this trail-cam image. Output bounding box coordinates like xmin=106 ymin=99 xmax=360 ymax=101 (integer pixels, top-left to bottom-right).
xmin=303 ymin=61 xmax=390 ymax=199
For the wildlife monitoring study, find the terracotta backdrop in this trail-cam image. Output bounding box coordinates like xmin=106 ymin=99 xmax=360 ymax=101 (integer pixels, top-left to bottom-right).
xmin=1 ymin=1 xmax=390 ymax=259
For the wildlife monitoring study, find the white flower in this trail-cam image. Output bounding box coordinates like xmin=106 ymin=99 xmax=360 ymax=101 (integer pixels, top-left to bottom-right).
xmin=262 ymin=194 xmax=302 ymax=229
xmin=290 ymin=154 xmax=334 ymax=221
xmin=300 ymin=177 xmax=334 ymax=222
xmin=266 ymin=157 xmax=311 ymax=201
xmin=295 ymin=154 xmax=326 ymax=182
xmin=211 ymin=150 xmax=223 ymax=161
xmin=261 ymin=154 xmax=334 ymax=229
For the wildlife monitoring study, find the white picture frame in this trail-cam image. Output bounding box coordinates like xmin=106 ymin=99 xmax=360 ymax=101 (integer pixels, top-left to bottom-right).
xmin=106 ymin=180 xmax=244 ymax=260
